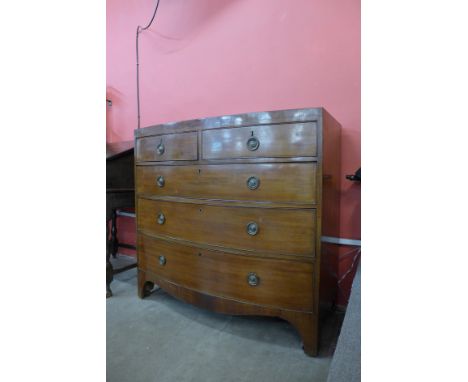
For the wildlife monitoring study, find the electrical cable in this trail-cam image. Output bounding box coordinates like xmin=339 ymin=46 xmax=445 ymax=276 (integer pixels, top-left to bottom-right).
xmin=136 ymin=0 xmax=161 ymax=129
xmin=322 ymin=245 xmax=361 ymax=303
xmin=337 ymin=248 xmax=361 ymax=285
xmin=335 ymin=247 xmax=361 ymax=303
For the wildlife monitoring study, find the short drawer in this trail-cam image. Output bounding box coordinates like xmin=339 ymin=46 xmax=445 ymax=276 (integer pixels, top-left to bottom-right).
xmin=202 ymin=122 xmax=317 ymax=160
xmin=136 ymin=132 xmax=198 ymax=162
xmin=138 ymin=234 xmax=315 ymax=312
xmin=137 ymin=199 xmax=316 ymax=257
xmin=136 ymin=163 xmax=317 ymax=203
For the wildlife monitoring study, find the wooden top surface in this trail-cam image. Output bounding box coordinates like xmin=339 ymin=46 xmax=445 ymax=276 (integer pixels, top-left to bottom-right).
xmin=135 ymin=107 xmax=325 ymax=138
xmin=106 ymin=140 xmax=134 ymax=160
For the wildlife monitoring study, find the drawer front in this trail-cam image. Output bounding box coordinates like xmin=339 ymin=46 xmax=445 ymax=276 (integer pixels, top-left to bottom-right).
xmin=136 ymin=163 xmax=317 ymax=203
xmin=138 ymin=234 xmax=314 ymax=311
xmin=136 ymin=132 xmax=198 ymax=162
xmin=202 ymin=122 xmax=317 ymax=160
xmin=137 ymin=199 xmax=316 ymax=256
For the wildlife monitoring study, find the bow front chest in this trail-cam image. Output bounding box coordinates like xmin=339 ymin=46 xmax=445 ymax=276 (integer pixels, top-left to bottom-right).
xmin=135 ymin=108 xmax=340 ymax=356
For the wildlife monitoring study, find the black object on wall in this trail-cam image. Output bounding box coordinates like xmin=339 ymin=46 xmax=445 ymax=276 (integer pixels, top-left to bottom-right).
xmin=346 ymin=168 xmax=361 ymax=182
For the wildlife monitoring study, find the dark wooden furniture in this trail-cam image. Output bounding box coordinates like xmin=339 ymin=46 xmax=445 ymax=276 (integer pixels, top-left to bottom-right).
xmin=135 ymin=108 xmax=341 ymax=356
xmin=106 ymin=141 xmax=137 ymax=298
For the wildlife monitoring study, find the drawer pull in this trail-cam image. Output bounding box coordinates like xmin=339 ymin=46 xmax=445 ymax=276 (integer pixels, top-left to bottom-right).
xmin=157 ymin=213 xmax=166 ymax=225
xmin=246 ymin=135 xmax=260 ymax=151
xmin=156 ymin=140 xmax=165 ymax=155
xmin=156 ymin=175 xmax=165 ymax=187
xmin=247 ymin=272 xmax=260 ymax=286
xmin=159 ymin=255 xmax=166 ymax=266
xmin=247 ymin=176 xmax=260 ymax=190
xmin=246 ymin=222 xmax=259 ymax=236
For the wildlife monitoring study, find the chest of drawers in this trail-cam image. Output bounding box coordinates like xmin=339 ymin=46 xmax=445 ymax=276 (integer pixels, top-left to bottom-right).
xmin=135 ymin=108 xmax=341 ymax=356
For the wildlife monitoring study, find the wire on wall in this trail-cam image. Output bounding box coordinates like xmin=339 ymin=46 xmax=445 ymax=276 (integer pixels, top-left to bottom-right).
xmin=136 ymin=0 xmax=161 ymax=129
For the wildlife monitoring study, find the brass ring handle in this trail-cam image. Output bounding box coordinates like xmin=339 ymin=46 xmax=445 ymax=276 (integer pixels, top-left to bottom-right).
xmin=247 ymin=176 xmax=260 ymax=190
xmin=157 ymin=213 xmax=165 ymax=225
xmin=247 ymin=272 xmax=260 ymax=286
xmin=156 ymin=175 xmax=165 ymax=187
xmin=156 ymin=141 xmax=165 ymax=155
xmin=246 ymin=221 xmax=259 ymax=236
xmin=246 ymin=136 xmax=260 ymax=151
xmin=159 ymin=255 xmax=166 ymax=266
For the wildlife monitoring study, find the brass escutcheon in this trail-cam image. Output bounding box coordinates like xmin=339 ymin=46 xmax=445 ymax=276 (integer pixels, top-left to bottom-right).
xmin=247 ymin=176 xmax=260 ymax=190
xmin=247 ymin=272 xmax=259 ymax=286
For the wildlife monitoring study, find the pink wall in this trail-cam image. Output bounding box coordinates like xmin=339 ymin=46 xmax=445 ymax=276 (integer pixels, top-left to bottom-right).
xmin=107 ymin=0 xmax=360 ymax=304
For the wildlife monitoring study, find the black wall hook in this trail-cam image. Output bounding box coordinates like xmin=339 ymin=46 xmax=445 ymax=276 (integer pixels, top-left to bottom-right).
xmin=346 ymin=168 xmax=361 ymax=182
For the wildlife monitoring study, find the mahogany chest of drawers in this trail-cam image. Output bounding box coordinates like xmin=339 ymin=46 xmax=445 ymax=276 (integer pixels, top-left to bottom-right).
xmin=135 ymin=108 xmax=341 ymax=356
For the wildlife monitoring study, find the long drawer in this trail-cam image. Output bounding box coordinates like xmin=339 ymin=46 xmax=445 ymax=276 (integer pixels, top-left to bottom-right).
xmin=138 ymin=234 xmax=315 ymax=312
xmin=136 ymin=131 xmax=198 ymax=162
xmin=137 ymin=198 xmax=316 ymax=256
xmin=136 ymin=163 xmax=317 ymax=203
xmin=202 ymin=122 xmax=317 ymax=160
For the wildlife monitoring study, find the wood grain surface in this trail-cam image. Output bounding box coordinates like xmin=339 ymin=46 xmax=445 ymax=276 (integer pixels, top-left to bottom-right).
xmin=134 ymin=107 xmax=341 ymax=357
xmin=202 ymin=122 xmax=317 ymax=159
xmin=137 ymin=198 xmax=316 ymax=256
xmin=136 ymin=162 xmax=317 ymax=203
xmin=136 ymin=131 xmax=198 ymax=162
xmin=138 ymin=234 xmax=315 ymax=311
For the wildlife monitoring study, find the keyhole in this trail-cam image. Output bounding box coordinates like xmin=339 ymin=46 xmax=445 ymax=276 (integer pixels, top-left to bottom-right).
xmin=198 ymin=169 xmax=201 ymax=174
xmin=199 ymin=208 xmax=202 ymax=212
xmin=251 ymin=131 xmax=254 ymax=136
